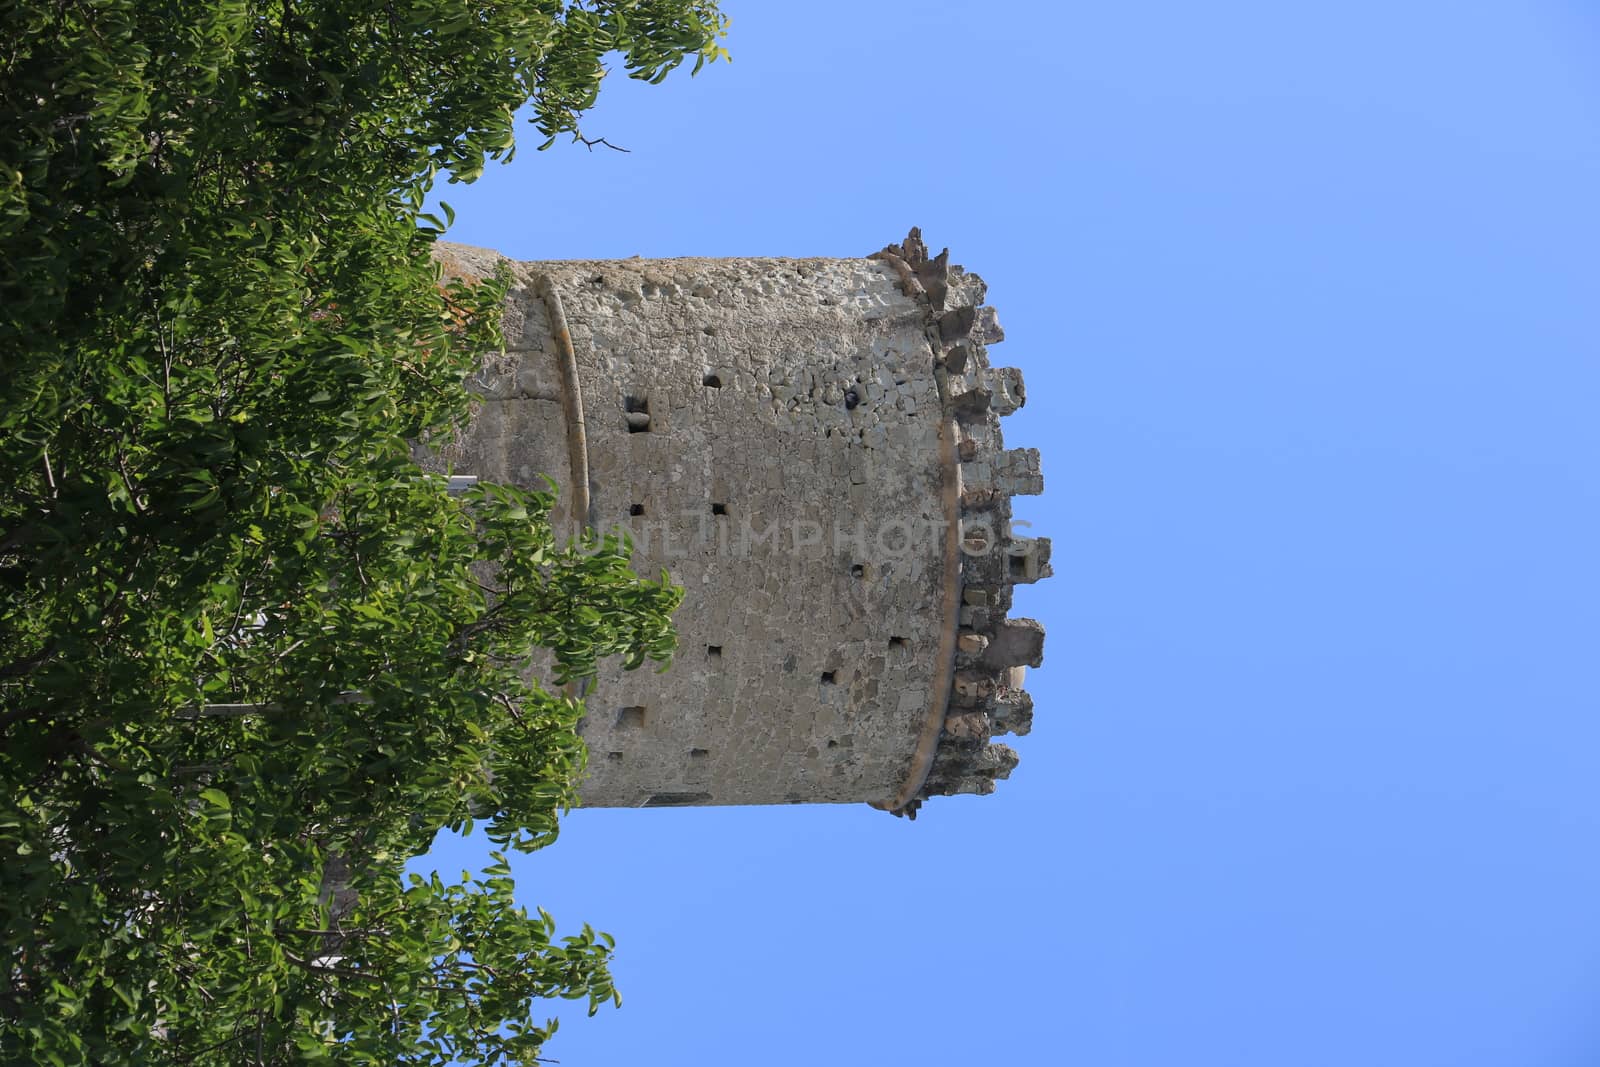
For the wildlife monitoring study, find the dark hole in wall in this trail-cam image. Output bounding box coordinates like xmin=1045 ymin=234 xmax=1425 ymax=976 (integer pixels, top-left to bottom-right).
xmin=606 ymin=751 xmax=624 ymax=762
xmin=616 ymin=706 xmax=646 ymax=729
xmin=1008 ymin=554 xmax=1027 ymax=580
xmin=889 ymin=636 xmax=907 ymax=650
xmin=703 ymin=373 xmax=722 ymax=388
xmin=820 ymin=671 xmax=836 ymax=685
xmin=711 ymin=502 xmax=727 ymax=516
xmin=630 ymin=503 xmax=645 ymax=516
xmin=706 ymin=645 xmax=722 ymax=659
xmin=689 ymin=748 xmax=710 ymax=759
xmin=624 ymin=395 xmax=651 ymax=433
xmin=850 ymin=564 xmax=864 ymax=579
xmin=643 ymin=792 xmax=712 ymax=807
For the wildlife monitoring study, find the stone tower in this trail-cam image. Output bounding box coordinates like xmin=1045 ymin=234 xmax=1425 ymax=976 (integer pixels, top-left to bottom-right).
xmin=430 ymin=230 xmax=1048 ymax=818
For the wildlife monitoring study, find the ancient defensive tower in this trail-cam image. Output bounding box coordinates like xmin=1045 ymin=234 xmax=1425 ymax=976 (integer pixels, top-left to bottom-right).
xmin=430 ymin=230 xmax=1048 ymax=818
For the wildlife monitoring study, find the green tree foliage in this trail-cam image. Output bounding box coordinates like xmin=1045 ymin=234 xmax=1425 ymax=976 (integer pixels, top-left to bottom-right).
xmin=0 ymin=1 xmax=723 ymax=1062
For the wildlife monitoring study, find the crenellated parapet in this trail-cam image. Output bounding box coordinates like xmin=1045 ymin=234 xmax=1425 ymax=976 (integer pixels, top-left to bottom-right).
xmin=867 ymin=229 xmax=1049 ymax=819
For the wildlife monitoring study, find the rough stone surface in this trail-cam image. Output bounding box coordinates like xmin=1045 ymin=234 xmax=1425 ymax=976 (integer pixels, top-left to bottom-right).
xmin=425 ymin=231 xmax=1048 ymax=814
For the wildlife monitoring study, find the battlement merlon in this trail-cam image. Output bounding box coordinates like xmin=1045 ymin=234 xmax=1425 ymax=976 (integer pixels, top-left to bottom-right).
xmin=426 ymin=229 xmax=1048 ymax=818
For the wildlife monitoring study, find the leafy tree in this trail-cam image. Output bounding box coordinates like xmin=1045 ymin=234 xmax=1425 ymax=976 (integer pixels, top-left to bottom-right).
xmin=0 ymin=1 xmax=723 ymax=1062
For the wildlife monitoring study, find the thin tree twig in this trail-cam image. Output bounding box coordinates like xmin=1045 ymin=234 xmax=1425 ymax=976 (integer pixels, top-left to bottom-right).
xmin=41 ymin=449 xmax=57 ymax=497
xmin=576 ymin=135 xmax=629 ymax=153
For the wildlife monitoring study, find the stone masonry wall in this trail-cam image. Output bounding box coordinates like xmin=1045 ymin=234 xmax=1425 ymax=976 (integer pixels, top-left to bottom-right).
xmin=427 ymin=231 xmax=1048 ymax=815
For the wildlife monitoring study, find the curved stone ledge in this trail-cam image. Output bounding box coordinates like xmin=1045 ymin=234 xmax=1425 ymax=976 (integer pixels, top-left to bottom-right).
xmin=869 ymin=228 xmax=1050 ymax=820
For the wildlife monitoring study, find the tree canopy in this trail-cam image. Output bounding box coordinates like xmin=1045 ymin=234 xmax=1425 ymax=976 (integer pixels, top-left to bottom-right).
xmin=0 ymin=1 xmax=723 ymax=1062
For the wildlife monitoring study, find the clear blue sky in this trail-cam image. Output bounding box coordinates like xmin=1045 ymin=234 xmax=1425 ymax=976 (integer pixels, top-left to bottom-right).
xmin=419 ymin=4 xmax=1600 ymax=1064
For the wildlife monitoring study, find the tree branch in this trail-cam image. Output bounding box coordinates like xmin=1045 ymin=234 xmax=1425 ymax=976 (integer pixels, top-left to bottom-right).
xmin=576 ymin=135 xmax=630 ymax=153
